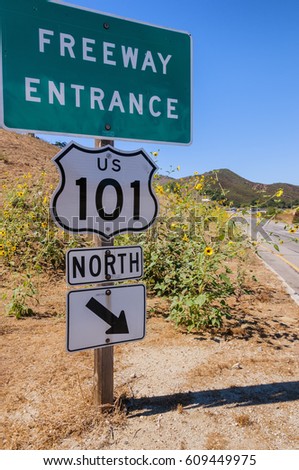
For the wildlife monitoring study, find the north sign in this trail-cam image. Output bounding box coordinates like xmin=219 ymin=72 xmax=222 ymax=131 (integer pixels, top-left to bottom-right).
xmin=50 ymin=143 xmax=159 ymax=239
xmin=0 ymin=0 xmax=192 ymax=144
xmin=66 ymin=245 xmax=143 ymax=285
xmin=67 ymin=284 xmax=146 ymax=352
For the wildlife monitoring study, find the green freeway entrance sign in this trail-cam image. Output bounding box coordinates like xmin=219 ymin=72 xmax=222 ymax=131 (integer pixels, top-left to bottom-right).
xmin=0 ymin=0 xmax=192 ymax=144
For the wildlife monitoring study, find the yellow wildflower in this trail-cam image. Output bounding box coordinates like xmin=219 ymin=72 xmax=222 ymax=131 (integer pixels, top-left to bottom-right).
xmin=194 ymin=171 xmax=199 ymax=175
xmin=182 ymin=234 xmax=189 ymax=242
xmin=43 ymin=196 xmax=48 ymax=204
xmin=0 ymin=250 xmax=5 ymax=256
xmin=151 ymin=151 xmax=159 ymax=157
xmin=41 ymin=222 xmax=47 ymax=229
xmin=0 ymin=230 xmax=6 ymax=237
xmin=17 ymin=191 xmax=24 ymax=197
xmin=195 ymin=183 xmax=203 ymax=191
xmin=256 ymin=211 xmax=262 ymax=218
xmin=155 ymin=185 xmax=164 ymax=195
xmin=204 ymin=246 xmax=214 ymax=256
xmin=275 ymin=189 xmax=283 ymax=198
xmin=288 ymin=228 xmax=296 ymax=233
xmin=11 ymin=246 xmax=16 ymax=252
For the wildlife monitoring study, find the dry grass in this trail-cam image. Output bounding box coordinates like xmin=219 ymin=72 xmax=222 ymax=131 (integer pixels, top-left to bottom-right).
xmin=235 ymin=414 xmax=253 ymax=427
xmin=177 ymin=403 xmax=184 ymax=414
xmin=205 ymin=433 xmax=229 ymax=450
xmin=275 ymin=209 xmax=298 ymax=225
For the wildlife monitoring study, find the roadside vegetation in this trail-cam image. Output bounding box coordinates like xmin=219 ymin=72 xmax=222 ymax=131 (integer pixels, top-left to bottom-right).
xmin=1 ymin=151 xmax=298 ymax=328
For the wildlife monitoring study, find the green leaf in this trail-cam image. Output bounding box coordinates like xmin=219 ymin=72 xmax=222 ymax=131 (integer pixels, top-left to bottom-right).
xmin=219 ymin=273 xmax=231 ymax=284
xmin=194 ymin=294 xmax=207 ymax=306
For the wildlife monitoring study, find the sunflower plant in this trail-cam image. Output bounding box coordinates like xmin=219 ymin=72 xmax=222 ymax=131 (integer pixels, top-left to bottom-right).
xmin=119 ymin=168 xmax=247 ymax=330
xmin=0 ymin=172 xmax=86 ymax=273
xmin=0 ymin=172 xmax=89 ymax=318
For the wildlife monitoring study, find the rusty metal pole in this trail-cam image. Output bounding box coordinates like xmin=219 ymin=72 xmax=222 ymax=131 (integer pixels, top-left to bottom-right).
xmin=93 ymin=138 xmax=114 ymax=409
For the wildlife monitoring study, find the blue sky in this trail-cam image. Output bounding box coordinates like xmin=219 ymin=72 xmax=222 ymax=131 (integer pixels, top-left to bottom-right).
xmin=37 ymin=0 xmax=299 ymax=185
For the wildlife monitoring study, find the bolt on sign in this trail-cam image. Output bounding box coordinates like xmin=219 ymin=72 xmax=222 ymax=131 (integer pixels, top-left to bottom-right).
xmin=50 ymin=142 xmax=159 ymax=239
xmin=0 ymin=0 xmax=192 ymax=144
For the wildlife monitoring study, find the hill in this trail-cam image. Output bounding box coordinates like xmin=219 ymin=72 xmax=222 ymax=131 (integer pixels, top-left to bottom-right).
xmin=182 ymin=168 xmax=299 ymax=207
xmin=1 ymin=129 xmax=298 ymax=207
xmin=0 ymin=129 xmax=58 ymax=190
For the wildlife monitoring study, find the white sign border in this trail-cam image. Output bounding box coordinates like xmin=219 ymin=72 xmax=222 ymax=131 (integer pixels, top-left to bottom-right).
xmin=66 ymin=283 xmax=146 ymax=352
xmin=66 ymin=245 xmax=144 ymax=286
xmin=50 ymin=142 xmax=159 ymax=239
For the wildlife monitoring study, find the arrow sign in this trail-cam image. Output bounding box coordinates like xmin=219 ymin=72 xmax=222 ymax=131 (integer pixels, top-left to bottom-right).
xmin=86 ymin=297 xmax=129 ymax=335
xmin=66 ymin=284 xmax=146 ymax=352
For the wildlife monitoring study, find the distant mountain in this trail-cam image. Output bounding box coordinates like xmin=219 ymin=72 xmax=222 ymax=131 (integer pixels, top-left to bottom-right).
xmin=0 ymin=129 xmax=298 ymax=207
xmin=164 ymin=168 xmax=299 ymax=207
xmin=201 ymin=169 xmax=299 ymax=206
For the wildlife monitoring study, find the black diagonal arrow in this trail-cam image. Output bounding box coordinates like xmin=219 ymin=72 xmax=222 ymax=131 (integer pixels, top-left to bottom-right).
xmin=86 ymin=297 xmax=129 ymax=334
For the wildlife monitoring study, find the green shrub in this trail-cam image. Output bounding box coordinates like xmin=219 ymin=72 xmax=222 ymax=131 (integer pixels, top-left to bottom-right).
xmin=118 ymin=171 xmax=247 ymax=330
xmin=0 ymin=171 xmax=86 ymax=273
xmin=5 ymin=273 xmax=37 ymax=319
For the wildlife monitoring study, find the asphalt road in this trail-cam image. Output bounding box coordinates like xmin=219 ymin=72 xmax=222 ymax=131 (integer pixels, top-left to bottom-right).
xmin=248 ymin=218 xmax=299 ymax=304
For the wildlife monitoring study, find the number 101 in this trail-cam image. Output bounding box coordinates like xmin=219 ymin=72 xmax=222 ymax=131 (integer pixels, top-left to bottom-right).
xmin=76 ymin=178 xmax=141 ymax=221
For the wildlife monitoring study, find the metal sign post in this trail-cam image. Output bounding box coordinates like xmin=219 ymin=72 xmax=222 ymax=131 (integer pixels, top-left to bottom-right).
xmin=93 ymin=238 xmax=114 ymax=408
xmin=50 ymin=137 xmax=157 ymax=409
xmin=94 ymin=138 xmax=114 ymax=409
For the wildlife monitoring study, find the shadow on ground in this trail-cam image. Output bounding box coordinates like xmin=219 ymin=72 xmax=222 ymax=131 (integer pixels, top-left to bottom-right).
xmin=127 ymin=381 xmax=299 ymax=418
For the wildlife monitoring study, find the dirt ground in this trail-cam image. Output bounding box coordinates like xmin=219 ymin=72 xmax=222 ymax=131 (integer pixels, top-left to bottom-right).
xmin=1 ymin=130 xmax=299 ymax=450
xmin=1 ymin=249 xmax=299 ymax=451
